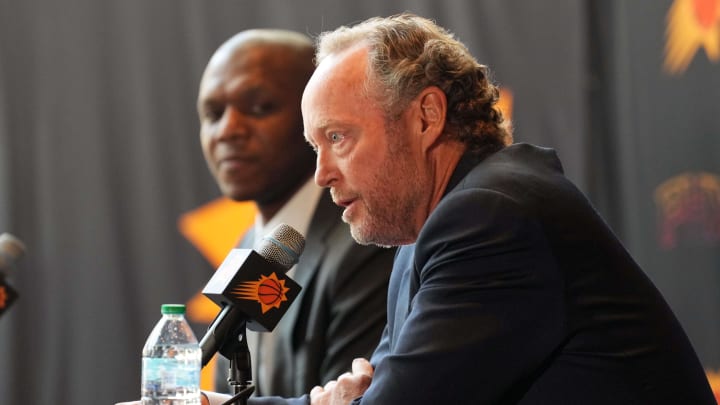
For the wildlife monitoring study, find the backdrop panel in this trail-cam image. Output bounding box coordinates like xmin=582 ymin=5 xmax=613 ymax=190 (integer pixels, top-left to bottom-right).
xmin=590 ymin=0 xmax=720 ymax=373
xmin=0 ymin=1 xmax=585 ymax=403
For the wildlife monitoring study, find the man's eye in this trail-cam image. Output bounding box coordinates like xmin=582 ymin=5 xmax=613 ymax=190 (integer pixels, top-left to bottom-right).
xmin=250 ymin=102 xmax=274 ymax=116
xmin=329 ymin=132 xmax=344 ymax=143
xmin=201 ymin=104 xmax=223 ymax=122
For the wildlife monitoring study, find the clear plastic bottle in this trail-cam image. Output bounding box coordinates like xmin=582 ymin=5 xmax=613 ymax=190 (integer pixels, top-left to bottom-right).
xmin=141 ymin=304 xmax=201 ymax=405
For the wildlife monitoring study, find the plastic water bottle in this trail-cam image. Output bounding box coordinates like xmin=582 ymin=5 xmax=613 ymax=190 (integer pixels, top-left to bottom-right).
xmin=141 ymin=304 xmax=201 ymax=404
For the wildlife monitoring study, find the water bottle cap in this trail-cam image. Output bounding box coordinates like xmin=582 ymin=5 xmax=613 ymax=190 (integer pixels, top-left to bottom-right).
xmin=161 ymin=304 xmax=186 ymax=315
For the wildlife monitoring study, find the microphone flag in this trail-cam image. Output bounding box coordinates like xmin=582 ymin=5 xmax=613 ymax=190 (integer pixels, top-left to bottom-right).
xmin=0 ymin=275 xmax=19 ymax=318
xmin=202 ymin=248 xmax=301 ymax=332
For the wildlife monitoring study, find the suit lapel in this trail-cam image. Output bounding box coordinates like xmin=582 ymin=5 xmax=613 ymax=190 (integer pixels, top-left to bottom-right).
xmin=389 ymin=244 xmax=416 ymax=350
xmin=281 ymin=190 xmax=341 ymax=342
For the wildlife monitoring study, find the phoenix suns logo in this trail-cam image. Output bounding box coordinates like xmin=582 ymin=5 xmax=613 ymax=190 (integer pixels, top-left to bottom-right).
xmin=664 ymin=0 xmax=720 ymax=74
xmin=0 ymin=285 xmax=8 ymax=310
xmin=231 ymin=272 xmax=290 ymax=313
xmin=0 ymin=281 xmax=17 ymax=316
xmin=654 ymin=172 xmax=720 ymax=249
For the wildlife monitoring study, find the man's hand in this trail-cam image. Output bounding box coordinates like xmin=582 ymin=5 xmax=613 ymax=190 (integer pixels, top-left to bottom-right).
xmin=310 ymin=358 xmax=373 ymax=405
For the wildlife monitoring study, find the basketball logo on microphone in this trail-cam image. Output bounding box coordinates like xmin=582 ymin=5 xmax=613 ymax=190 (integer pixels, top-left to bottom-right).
xmin=0 ymin=286 xmax=8 ymax=309
xmin=0 ymin=279 xmax=19 ymax=317
xmin=232 ymin=272 xmax=290 ymax=313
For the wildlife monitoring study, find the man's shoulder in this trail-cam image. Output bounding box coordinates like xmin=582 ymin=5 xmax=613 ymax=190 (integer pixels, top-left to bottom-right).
xmin=461 ymin=143 xmax=562 ymax=187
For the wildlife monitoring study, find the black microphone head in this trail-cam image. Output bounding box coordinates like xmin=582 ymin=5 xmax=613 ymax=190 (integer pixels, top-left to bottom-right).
xmin=0 ymin=233 xmax=26 ymax=271
xmin=257 ymin=223 xmax=305 ymax=270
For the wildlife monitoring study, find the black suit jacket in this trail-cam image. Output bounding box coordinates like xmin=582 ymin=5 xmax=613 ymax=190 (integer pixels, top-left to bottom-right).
xmin=218 ymin=189 xmax=395 ymax=398
xmin=354 ymin=143 xmax=715 ymax=404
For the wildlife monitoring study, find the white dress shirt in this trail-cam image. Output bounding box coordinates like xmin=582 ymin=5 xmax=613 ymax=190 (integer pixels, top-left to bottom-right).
xmin=249 ymin=177 xmax=324 ymax=395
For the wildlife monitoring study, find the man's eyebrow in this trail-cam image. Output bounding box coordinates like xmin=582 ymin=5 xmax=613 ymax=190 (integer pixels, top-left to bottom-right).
xmin=303 ymin=122 xmax=328 ymax=140
xmin=312 ymin=120 xmax=332 ymax=131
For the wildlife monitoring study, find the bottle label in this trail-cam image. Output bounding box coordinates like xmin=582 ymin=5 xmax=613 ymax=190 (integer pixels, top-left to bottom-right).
xmin=142 ymin=357 xmax=199 ymax=396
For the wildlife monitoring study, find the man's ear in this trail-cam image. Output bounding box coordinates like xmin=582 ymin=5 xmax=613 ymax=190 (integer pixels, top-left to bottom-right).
xmin=416 ymin=86 xmax=447 ymax=152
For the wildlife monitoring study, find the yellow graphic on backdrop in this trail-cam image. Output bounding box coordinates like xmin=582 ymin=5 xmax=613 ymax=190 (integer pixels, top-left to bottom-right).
xmin=177 ymin=197 xmax=257 ymax=390
xmin=664 ymin=0 xmax=720 ymax=74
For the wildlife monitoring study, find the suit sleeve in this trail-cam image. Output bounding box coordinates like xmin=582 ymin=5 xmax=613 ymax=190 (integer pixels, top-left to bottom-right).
xmin=356 ymin=188 xmax=566 ymax=404
xmin=247 ymin=395 xmax=309 ymax=405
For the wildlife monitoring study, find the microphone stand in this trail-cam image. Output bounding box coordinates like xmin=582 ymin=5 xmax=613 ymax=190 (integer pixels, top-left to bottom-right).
xmin=219 ymin=322 xmax=255 ymax=405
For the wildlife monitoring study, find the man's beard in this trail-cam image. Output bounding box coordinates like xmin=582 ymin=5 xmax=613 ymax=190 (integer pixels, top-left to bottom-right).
xmin=346 ymin=127 xmax=425 ymax=247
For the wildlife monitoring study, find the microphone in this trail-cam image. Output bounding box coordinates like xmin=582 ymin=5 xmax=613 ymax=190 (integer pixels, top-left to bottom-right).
xmin=199 ymin=223 xmax=305 ymax=367
xmin=0 ymin=233 xmax=27 ymax=318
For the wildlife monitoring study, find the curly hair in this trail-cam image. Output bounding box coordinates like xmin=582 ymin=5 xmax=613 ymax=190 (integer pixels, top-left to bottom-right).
xmin=316 ymin=13 xmax=512 ymax=156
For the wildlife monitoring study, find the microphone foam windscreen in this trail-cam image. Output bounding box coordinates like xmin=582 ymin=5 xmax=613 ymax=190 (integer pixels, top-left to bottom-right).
xmin=0 ymin=233 xmax=26 ymax=270
xmin=258 ymin=224 xmax=305 ymax=270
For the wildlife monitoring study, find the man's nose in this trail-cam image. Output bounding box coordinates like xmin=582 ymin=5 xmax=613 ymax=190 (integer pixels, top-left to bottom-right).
xmin=217 ymin=107 xmax=249 ymax=140
xmin=314 ymin=148 xmax=338 ymax=188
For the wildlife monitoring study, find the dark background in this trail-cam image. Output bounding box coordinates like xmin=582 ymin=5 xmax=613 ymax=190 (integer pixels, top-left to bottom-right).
xmin=0 ymin=1 xmax=718 ymax=403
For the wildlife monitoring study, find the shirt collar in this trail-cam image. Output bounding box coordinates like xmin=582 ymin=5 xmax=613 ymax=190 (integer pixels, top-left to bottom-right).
xmin=252 ymin=177 xmax=324 ymax=248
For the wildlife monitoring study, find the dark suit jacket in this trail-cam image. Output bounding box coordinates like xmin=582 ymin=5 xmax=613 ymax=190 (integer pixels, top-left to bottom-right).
xmin=353 ymin=143 xmax=715 ymax=404
xmin=218 ymin=189 xmax=395 ymax=398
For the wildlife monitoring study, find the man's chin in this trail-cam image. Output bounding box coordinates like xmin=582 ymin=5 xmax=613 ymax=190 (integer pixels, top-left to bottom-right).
xmin=348 ymin=220 xmax=414 ymax=248
xmin=349 ymin=229 xmax=374 ymax=247
xmin=344 ymin=217 xmax=369 ymax=245
xmin=221 ymin=184 xmax=260 ymax=202
xmin=347 ymin=221 xmax=387 ymax=247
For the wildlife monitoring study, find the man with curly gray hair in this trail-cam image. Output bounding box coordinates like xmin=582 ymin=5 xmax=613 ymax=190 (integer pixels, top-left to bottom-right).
xmin=301 ymin=13 xmax=715 ymax=405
